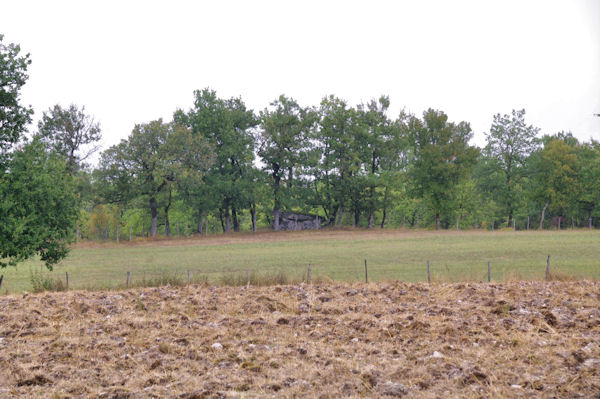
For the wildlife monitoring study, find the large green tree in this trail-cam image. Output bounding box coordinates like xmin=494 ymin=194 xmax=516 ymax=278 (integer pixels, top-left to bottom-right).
xmin=315 ymin=95 xmax=368 ymax=226
xmin=259 ymin=95 xmax=314 ymax=230
xmin=358 ymin=96 xmax=408 ymax=228
xmin=529 ymin=137 xmax=579 ymax=229
xmin=1 ymin=35 xmax=78 ymax=269
xmin=0 ymin=34 xmax=33 ymax=166
xmin=97 ymin=120 xmax=213 ymax=237
xmin=35 ymin=104 xmax=102 ymax=172
xmin=407 ymin=109 xmax=479 ymax=229
xmin=481 ymin=109 xmax=539 ymax=226
xmin=1 ymin=140 xmax=78 ymax=268
xmin=176 ymin=89 xmax=256 ymax=232
xmin=576 ymin=140 xmax=600 ymax=227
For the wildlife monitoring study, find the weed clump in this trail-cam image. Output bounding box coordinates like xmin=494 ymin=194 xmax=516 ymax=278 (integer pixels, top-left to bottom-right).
xmin=29 ymin=270 xmax=66 ymax=293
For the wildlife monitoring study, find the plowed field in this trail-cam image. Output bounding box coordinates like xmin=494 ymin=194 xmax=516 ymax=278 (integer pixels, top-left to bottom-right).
xmin=1 ymin=281 xmax=599 ymax=398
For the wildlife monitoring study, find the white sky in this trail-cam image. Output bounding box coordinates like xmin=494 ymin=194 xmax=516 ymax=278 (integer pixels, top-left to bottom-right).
xmin=2 ymin=0 xmax=599 ymax=158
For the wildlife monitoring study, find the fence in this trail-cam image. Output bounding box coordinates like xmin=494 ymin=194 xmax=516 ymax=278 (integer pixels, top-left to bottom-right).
xmin=1 ymin=254 xmax=576 ymax=295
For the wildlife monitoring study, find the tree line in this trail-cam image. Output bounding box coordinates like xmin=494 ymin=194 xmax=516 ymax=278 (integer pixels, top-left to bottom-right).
xmin=87 ymin=91 xmax=598 ymax=238
xmin=1 ymin=35 xmax=599 ymax=269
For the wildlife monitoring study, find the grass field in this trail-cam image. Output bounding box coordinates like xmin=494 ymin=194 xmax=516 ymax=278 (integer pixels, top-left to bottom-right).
xmin=1 ymin=229 xmax=599 ymax=294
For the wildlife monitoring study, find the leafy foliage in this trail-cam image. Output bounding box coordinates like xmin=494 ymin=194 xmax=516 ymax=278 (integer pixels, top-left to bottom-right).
xmin=35 ymin=104 xmax=101 ymax=172
xmin=407 ymin=109 xmax=479 ymax=228
xmin=0 ymin=34 xmax=33 ymax=167
xmin=0 ymin=140 xmax=78 ymax=268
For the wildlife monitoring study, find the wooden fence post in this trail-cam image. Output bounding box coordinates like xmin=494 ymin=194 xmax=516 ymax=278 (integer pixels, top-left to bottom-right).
xmin=177 ymin=222 xmax=180 ymax=238
xmin=65 ymin=272 xmax=69 ymax=290
xmin=126 ymin=271 xmax=131 ymax=288
xmin=571 ymin=216 xmax=574 ymax=229
xmin=116 ymin=225 xmax=119 ymax=243
xmin=187 ymin=270 xmax=191 ymax=285
xmin=246 ymin=269 xmax=250 ymax=286
xmin=307 ymin=263 xmax=311 ymax=285
xmin=513 ymin=219 xmax=516 ymax=231
xmin=545 ymin=255 xmax=550 ymax=281
xmin=487 ymin=261 xmax=491 ymax=282
xmin=427 ymin=260 xmax=431 ymax=283
xmin=527 ymin=216 xmax=530 ymax=231
xmin=364 ymin=259 xmax=368 ymax=283
xmin=129 ymin=225 xmax=132 ymax=241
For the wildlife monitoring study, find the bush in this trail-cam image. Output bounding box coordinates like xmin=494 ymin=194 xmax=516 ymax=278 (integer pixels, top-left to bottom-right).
xmin=29 ymin=270 xmax=66 ymax=293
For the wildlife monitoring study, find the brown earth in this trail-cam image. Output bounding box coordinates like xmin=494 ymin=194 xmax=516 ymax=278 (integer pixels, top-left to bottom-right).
xmin=0 ymin=281 xmax=599 ymax=398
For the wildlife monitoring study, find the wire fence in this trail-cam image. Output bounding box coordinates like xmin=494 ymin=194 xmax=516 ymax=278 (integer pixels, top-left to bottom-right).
xmin=2 ymin=253 xmax=593 ymax=295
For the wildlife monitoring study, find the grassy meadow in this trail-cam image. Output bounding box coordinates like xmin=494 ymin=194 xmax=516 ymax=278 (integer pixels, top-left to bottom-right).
xmin=1 ymin=229 xmax=599 ymax=294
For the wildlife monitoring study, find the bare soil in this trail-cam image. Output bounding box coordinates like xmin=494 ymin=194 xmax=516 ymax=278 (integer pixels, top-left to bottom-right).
xmin=1 ymin=281 xmax=599 ymax=398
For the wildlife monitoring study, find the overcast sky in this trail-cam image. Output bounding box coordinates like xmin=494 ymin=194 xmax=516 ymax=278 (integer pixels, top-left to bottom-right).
xmin=2 ymin=0 xmax=599 ymax=158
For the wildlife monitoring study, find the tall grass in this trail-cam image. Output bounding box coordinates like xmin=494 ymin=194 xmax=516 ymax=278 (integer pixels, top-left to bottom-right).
xmin=29 ymin=270 xmax=66 ymax=293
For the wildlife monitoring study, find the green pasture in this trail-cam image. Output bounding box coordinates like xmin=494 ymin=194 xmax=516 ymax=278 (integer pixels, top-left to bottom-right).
xmin=1 ymin=229 xmax=599 ymax=294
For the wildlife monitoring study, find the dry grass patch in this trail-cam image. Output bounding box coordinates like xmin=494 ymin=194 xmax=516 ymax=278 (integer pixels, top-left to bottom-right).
xmin=0 ymin=281 xmax=598 ymax=398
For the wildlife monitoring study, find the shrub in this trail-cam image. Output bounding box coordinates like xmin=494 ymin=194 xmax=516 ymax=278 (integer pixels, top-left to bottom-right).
xmin=29 ymin=270 xmax=66 ymax=293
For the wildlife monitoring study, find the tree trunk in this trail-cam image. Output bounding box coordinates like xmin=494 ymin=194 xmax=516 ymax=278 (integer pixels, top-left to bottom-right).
xmin=273 ymin=208 xmax=280 ymax=231
xmin=129 ymin=225 xmax=132 ymax=241
xmin=558 ymin=216 xmax=561 ymax=230
xmin=224 ymin=207 xmax=232 ymax=232
xmin=177 ymin=222 xmax=180 ymax=238
xmin=436 ymin=213 xmax=441 ymax=230
xmin=116 ymin=224 xmax=119 ymax=243
xmin=368 ymin=209 xmax=374 ymax=229
xmin=197 ymin=209 xmax=204 ymax=234
xmin=456 ymin=215 xmax=460 ymax=230
xmin=165 ymin=188 xmax=172 ymax=237
xmin=507 ymin=212 xmax=513 ymax=229
xmin=232 ymin=206 xmax=240 ymax=232
xmin=417 ymin=214 xmax=420 ymax=230
xmin=272 ymin=168 xmax=281 ymax=231
xmin=336 ymin=204 xmax=344 ymax=226
xmin=251 ymin=205 xmax=257 ymax=233
xmin=205 ymin=216 xmax=209 ymax=235
xmin=539 ymin=200 xmax=550 ymax=230
xmin=150 ymin=197 xmax=158 ymax=237
xmin=380 ymin=208 xmax=386 ymax=229
xmin=589 ymin=209 xmax=593 ymax=229
xmin=219 ymin=208 xmax=225 ymax=232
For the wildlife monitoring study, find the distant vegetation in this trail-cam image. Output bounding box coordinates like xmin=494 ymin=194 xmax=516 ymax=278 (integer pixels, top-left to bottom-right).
xmin=1 ymin=34 xmax=599 ymax=269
